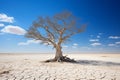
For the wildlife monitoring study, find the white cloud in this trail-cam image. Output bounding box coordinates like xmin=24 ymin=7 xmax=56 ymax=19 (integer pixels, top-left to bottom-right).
xmin=0 ymin=23 xmax=4 ymax=27
xmin=72 ymin=43 xmax=78 ymax=48
xmin=97 ymin=33 xmax=102 ymax=38
xmin=108 ymin=44 xmax=116 ymax=47
xmin=73 ymin=43 xmax=78 ymax=46
xmin=90 ymin=33 xmax=102 ymax=38
xmin=43 ymin=42 xmax=52 ymax=46
xmin=72 ymin=46 xmax=77 ymax=48
xmin=89 ymin=39 xmax=99 ymax=42
xmin=43 ymin=43 xmax=48 ymax=45
xmin=109 ymin=36 xmax=120 ymax=39
xmin=97 ymin=35 xmax=100 ymax=38
xmin=63 ymin=45 xmax=68 ymax=48
xmin=1 ymin=25 xmax=26 ymax=35
xmin=80 ymin=47 xmax=91 ymax=50
xmin=0 ymin=13 xmax=14 ymax=23
xmin=98 ymin=33 xmax=102 ymax=35
xmin=115 ymin=42 xmax=120 ymax=45
xmin=18 ymin=39 xmax=41 ymax=46
xmin=108 ymin=41 xmax=120 ymax=47
xmin=91 ymin=42 xmax=102 ymax=46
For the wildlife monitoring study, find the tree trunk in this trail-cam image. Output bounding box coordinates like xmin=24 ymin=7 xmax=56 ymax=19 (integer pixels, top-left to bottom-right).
xmin=54 ymin=45 xmax=63 ymax=61
xmin=45 ymin=44 xmax=77 ymax=62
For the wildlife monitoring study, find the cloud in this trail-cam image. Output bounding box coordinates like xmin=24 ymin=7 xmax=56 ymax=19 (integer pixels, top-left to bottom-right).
xmin=73 ymin=43 xmax=78 ymax=46
xmin=108 ymin=41 xmax=120 ymax=47
xmin=115 ymin=41 xmax=120 ymax=45
xmin=1 ymin=25 xmax=26 ymax=35
xmin=18 ymin=39 xmax=41 ymax=46
xmin=89 ymin=39 xmax=99 ymax=42
xmin=0 ymin=13 xmax=14 ymax=23
xmin=98 ymin=33 xmax=102 ymax=35
xmin=0 ymin=23 xmax=4 ymax=27
xmin=108 ymin=44 xmax=116 ymax=47
xmin=97 ymin=35 xmax=100 ymax=38
xmin=97 ymin=33 xmax=102 ymax=38
xmin=109 ymin=36 xmax=120 ymax=39
xmin=72 ymin=46 xmax=77 ymax=48
xmin=63 ymin=45 xmax=68 ymax=48
xmin=80 ymin=47 xmax=91 ymax=50
xmin=91 ymin=42 xmax=102 ymax=46
xmin=43 ymin=42 xmax=52 ymax=46
xmin=90 ymin=33 xmax=102 ymax=38
xmin=72 ymin=43 xmax=78 ymax=48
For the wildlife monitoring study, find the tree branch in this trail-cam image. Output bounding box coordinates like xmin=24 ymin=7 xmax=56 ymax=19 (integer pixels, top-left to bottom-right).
xmin=25 ymin=11 xmax=86 ymax=50
xmin=44 ymin=26 xmax=55 ymax=42
xmin=58 ymin=28 xmax=66 ymax=45
xmin=62 ymin=25 xmax=86 ymax=41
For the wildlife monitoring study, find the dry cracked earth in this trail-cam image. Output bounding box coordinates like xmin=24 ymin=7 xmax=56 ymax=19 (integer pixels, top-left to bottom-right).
xmin=0 ymin=54 xmax=120 ymax=80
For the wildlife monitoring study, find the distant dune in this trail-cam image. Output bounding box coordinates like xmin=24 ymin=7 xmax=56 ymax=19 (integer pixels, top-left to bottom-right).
xmin=0 ymin=53 xmax=120 ymax=80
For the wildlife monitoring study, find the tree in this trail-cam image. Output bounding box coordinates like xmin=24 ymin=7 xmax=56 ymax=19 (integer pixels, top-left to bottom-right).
xmin=25 ymin=11 xmax=86 ymax=62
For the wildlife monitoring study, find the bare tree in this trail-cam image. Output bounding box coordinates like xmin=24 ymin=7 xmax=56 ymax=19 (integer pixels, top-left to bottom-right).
xmin=25 ymin=11 xmax=86 ymax=62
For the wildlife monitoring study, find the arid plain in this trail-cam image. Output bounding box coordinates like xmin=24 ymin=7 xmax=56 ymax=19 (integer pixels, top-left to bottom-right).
xmin=0 ymin=53 xmax=120 ymax=80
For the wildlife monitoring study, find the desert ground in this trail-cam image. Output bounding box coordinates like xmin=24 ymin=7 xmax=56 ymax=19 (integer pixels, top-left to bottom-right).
xmin=0 ymin=53 xmax=120 ymax=80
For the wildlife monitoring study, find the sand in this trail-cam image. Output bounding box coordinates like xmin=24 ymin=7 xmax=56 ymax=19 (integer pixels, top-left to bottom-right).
xmin=0 ymin=53 xmax=120 ymax=80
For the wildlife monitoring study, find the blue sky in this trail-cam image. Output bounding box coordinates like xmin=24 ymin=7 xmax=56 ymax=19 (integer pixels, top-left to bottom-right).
xmin=0 ymin=0 xmax=120 ymax=53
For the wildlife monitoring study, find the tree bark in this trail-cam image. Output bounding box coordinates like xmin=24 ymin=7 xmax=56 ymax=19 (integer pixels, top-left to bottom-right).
xmin=45 ymin=44 xmax=77 ymax=62
xmin=54 ymin=44 xmax=63 ymax=61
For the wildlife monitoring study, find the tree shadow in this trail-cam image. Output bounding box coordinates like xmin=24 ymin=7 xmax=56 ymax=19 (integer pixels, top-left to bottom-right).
xmin=76 ymin=60 xmax=120 ymax=66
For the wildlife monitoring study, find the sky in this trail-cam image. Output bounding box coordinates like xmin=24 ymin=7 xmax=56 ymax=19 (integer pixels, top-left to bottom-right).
xmin=0 ymin=0 xmax=120 ymax=53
